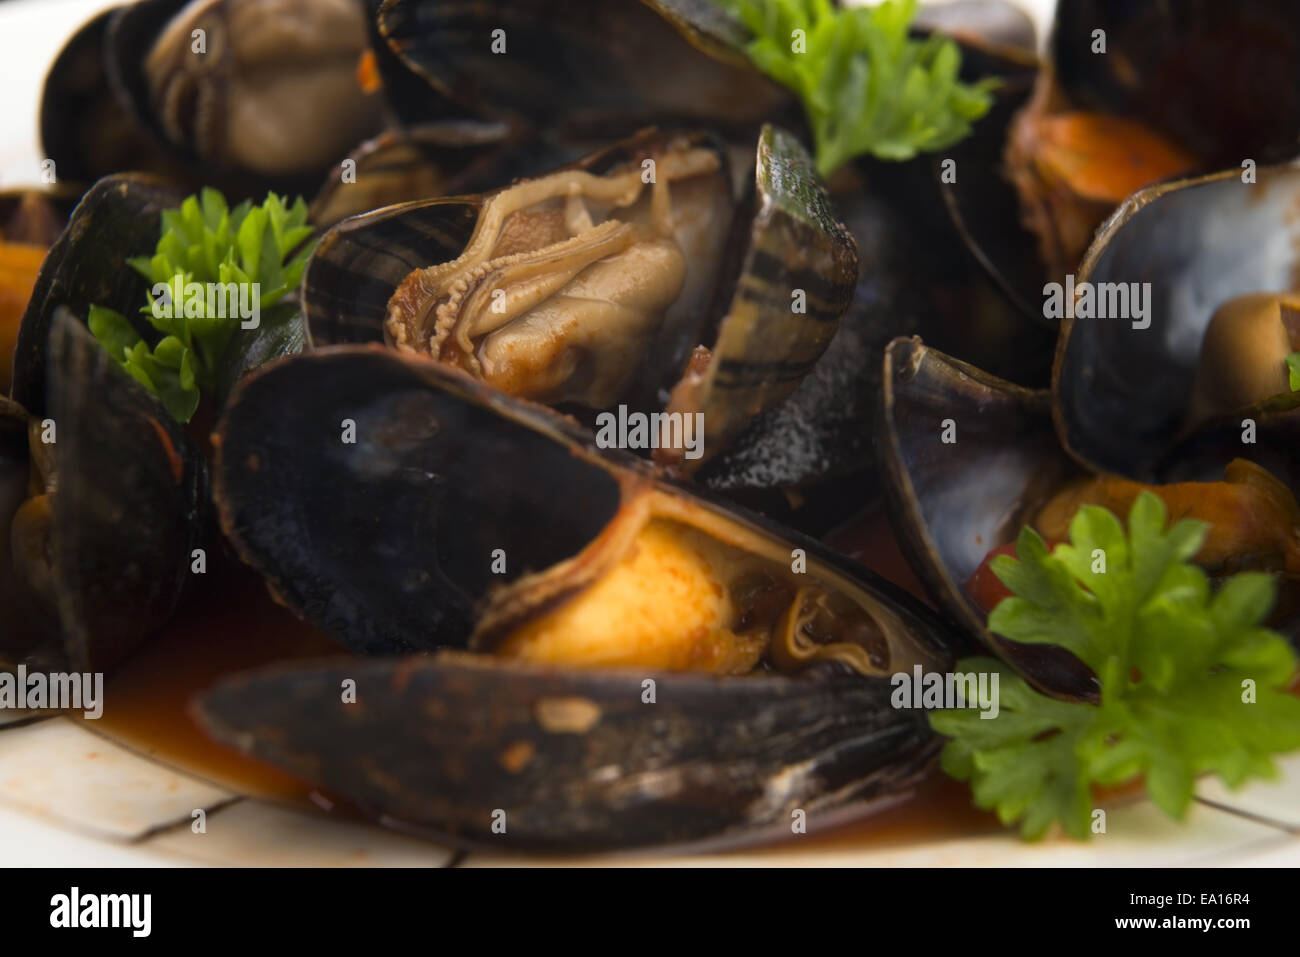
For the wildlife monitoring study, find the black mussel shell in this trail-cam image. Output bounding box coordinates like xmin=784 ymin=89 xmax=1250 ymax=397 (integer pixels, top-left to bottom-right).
xmin=1054 ymin=162 xmax=1300 ymax=478
xmin=6 ymin=312 xmax=209 ymax=674
xmin=12 ymin=175 xmax=185 ymax=416
xmin=213 ymin=344 xmax=962 ymax=664
xmin=879 ymin=336 xmax=1097 ymax=700
xmin=663 ymin=124 xmax=858 ymax=472
xmin=197 ymin=651 xmax=939 ymax=852
xmin=377 ymin=0 xmax=794 ymax=138
xmin=214 ymin=346 xmax=621 ymax=654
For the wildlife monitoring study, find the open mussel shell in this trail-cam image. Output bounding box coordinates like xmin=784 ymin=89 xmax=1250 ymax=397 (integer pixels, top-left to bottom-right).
xmin=1053 ymin=161 xmax=1300 ymax=478
xmin=214 ymin=344 xmax=961 ymax=666
xmin=214 ymin=346 xmax=616 ymax=653
xmin=879 ymin=337 xmax=1097 ymax=699
xmin=378 ymin=0 xmax=794 ymax=138
xmin=209 ymin=342 xmax=965 ymax=851
xmin=11 ymin=175 xmax=185 ymax=416
xmin=305 ymin=125 xmax=853 ymax=433
xmin=662 ymin=125 xmax=857 ymax=471
xmin=5 ymin=312 xmax=209 ymax=674
xmin=1053 ymin=0 xmax=1300 ymax=167
xmin=938 ymin=1 xmax=1300 ymax=329
xmin=197 ymin=651 xmax=938 ymax=852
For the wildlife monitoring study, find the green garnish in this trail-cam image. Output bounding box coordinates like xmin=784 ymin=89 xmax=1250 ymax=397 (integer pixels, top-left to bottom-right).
xmin=930 ymin=491 xmax=1300 ymax=840
xmin=716 ymin=0 xmax=997 ymax=174
xmin=89 ymin=188 xmax=316 ymax=422
xmin=1286 ymin=351 xmax=1300 ymax=391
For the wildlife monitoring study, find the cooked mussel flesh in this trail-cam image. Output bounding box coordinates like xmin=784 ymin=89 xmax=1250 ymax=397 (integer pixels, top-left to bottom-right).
xmin=142 ymin=0 xmax=381 ymax=177
xmin=385 ymin=137 xmax=727 ymax=408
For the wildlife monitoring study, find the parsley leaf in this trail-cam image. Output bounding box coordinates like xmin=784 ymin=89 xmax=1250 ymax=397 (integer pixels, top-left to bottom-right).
xmin=1286 ymin=351 xmax=1300 ymax=391
xmin=89 ymin=188 xmax=316 ymax=423
xmin=715 ymin=0 xmax=997 ymax=174
xmin=930 ymin=491 xmax=1300 ymax=840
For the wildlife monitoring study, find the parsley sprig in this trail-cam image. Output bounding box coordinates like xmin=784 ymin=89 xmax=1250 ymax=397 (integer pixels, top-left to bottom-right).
xmin=716 ymin=0 xmax=997 ymax=174
xmin=931 ymin=491 xmax=1300 ymax=840
xmin=89 ymin=188 xmax=315 ymax=423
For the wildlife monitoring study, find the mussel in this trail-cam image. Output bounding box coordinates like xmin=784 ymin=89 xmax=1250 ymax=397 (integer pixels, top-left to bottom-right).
xmin=376 ymin=0 xmax=795 ymax=139
xmin=4 ymin=312 xmax=208 ymax=674
xmin=203 ymin=344 xmax=963 ymax=848
xmin=381 ymin=132 xmax=735 ymax=410
xmin=880 ymin=336 xmax=1300 ymax=690
xmin=41 ymin=0 xmax=395 ymax=194
xmin=197 ymin=651 xmax=941 ymax=851
xmin=945 ymin=0 xmax=1300 ymax=325
xmin=12 ymin=176 xmax=186 ymax=416
xmin=878 ymin=336 xmax=1094 ymax=697
xmin=304 ymin=125 xmax=858 ymax=472
xmin=214 ymin=346 xmax=955 ymax=664
xmin=12 ymin=174 xmax=311 ymax=419
xmin=1054 ymin=160 xmax=1300 ymax=479
xmin=5 ymin=172 xmax=311 ymax=677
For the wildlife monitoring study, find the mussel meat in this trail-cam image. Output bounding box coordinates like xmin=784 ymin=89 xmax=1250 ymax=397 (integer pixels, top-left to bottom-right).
xmin=305 ymin=126 xmax=857 ymax=473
